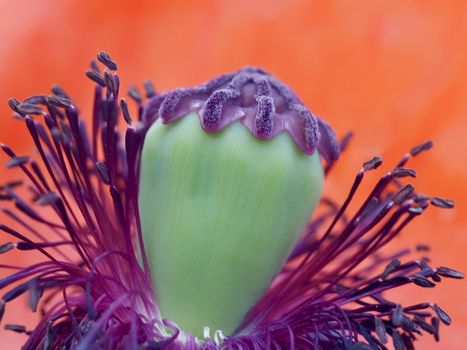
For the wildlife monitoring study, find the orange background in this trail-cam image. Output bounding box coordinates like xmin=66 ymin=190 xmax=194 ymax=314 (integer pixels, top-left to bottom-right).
xmin=0 ymin=1 xmax=466 ymax=349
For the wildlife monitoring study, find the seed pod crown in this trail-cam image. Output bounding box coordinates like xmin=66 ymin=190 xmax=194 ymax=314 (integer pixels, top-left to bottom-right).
xmin=158 ymin=67 xmax=340 ymax=162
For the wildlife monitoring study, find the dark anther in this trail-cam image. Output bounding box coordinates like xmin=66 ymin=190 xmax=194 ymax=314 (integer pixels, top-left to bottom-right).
xmin=120 ymin=99 xmax=132 ymax=125
xmin=128 ymin=86 xmax=143 ymax=104
xmin=6 ymin=156 xmax=30 ymax=168
xmin=96 ymin=162 xmax=111 ymax=185
xmin=47 ymin=95 xmax=72 ymax=109
xmin=413 ymin=316 xmax=435 ymax=334
xmin=393 ymin=184 xmax=414 ymax=204
xmin=431 ymin=317 xmax=440 ymax=342
xmin=18 ymin=103 xmax=43 ymax=116
xmin=359 ymin=197 xmax=379 ymax=221
xmin=404 ymin=302 xmax=430 ymax=311
xmin=392 ymin=304 xmax=404 ymax=326
xmin=400 ymin=316 xmax=417 ymax=333
xmin=36 ymin=192 xmax=61 ymax=206
xmin=7 ymin=98 xmax=21 ymax=113
xmin=408 ymin=207 xmax=424 ymax=215
xmin=430 ymin=197 xmax=455 ymax=209
xmin=28 ymin=284 xmax=44 ymax=313
xmin=144 ymin=80 xmax=156 ymax=98
xmin=97 ymin=51 xmax=118 ymax=71
xmin=23 ymin=95 xmax=47 ymax=105
xmin=435 ymin=266 xmax=464 ymax=279
xmin=363 ymin=156 xmax=383 ymax=171
xmin=3 ymin=180 xmax=22 ymax=189
xmin=90 ymin=59 xmax=100 ymax=72
xmin=4 ymin=324 xmax=28 ymax=333
xmin=421 ymin=256 xmax=432 ymax=263
xmin=339 ymin=132 xmax=353 ymax=153
xmin=0 ymin=193 xmax=13 ymax=200
xmin=392 ymin=331 xmax=404 ymax=350
xmin=431 ymin=304 xmax=452 ymax=326
xmin=392 ymin=168 xmax=416 ymax=178
xmin=410 ymin=140 xmax=433 ymax=156
xmin=86 ymin=70 xmax=106 ymax=87
xmin=16 ymin=242 xmax=35 ymax=250
xmin=402 ymin=334 xmax=415 ymax=350
xmin=381 ymin=259 xmax=400 ymax=280
xmin=0 ymin=242 xmax=15 ymax=254
xmin=104 ymin=71 xmax=116 ymax=94
xmin=51 ymin=84 xmax=71 ymax=99
xmin=411 ymin=274 xmax=436 ymax=288
xmin=332 ymin=283 xmax=349 ymax=294
xmin=418 ymin=260 xmax=431 ymax=271
xmin=374 ymin=317 xmax=387 ymax=344
xmin=416 ymin=244 xmax=430 ymax=252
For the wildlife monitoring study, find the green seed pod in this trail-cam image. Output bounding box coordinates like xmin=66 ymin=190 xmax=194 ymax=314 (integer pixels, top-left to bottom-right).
xmin=139 ymin=68 xmax=339 ymax=337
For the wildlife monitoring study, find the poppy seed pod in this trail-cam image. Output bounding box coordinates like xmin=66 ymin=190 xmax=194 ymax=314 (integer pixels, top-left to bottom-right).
xmin=139 ymin=68 xmax=340 ymax=336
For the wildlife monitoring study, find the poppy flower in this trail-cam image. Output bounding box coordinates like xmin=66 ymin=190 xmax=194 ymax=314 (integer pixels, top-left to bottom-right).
xmin=0 ymin=52 xmax=462 ymax=349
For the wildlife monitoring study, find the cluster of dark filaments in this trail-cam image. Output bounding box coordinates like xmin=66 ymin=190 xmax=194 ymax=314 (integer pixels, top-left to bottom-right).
xmin=0 ymin=52 xmax=463 ymax=350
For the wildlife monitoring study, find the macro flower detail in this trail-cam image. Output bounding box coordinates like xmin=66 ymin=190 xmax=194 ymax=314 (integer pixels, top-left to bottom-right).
xmin=0 ymin=52 xmax=463 ymax=350
xmin=141 ymin=68 xmax=329 ymax=337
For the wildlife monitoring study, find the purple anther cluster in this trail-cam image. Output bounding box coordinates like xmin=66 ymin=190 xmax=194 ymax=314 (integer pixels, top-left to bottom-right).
xmin=158 ymin=67 xmax=340 ymax=162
